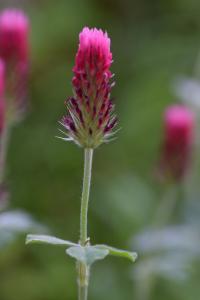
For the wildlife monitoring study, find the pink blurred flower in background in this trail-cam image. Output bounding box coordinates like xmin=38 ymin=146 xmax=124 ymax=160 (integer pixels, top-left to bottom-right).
xmin=0 ymin=9 xmax=29 ymax=118
xmin=0 ymin=9 xmax=29 ymax=63
xmin=159 ymin=105 xmax=195 ymax=181
xmin=0 ymin=59 xmax=5 ymax=134
xmin=60 ymin=27 xmax=117 ymax=148
xmin=0 ymin=9 xmax=45 ymax=247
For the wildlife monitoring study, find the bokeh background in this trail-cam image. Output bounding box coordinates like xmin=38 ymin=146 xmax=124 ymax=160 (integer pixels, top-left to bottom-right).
xmin=0 ymin=0 xmax=200 ymax=299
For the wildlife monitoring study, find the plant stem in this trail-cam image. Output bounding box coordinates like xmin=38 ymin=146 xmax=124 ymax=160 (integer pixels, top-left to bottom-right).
xmin=0 ymin=124 xmax=10 ymax=183
xmin=153 ymin=184 xmax=177 ymax=227
xmin=78 ymin=262 xmax=89 ymax=300
xmin=78 ymin=148 xmax=93 ymax=300
xmin=136 ymin=184 xmax=179 ymax=300
xmin=79 ymin=285 xmax=88 ymax=300
xmin=80 ymin=148 xmax=93 ymax=245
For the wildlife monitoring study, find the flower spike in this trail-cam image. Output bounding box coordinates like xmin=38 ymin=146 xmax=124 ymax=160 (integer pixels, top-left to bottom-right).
xmin=60 ymin=27 xmax=117 ymax=148
xmin=0 ymin=9 xmax=29 ymax=118
xmin=159 ymin=105 xmax=194 ymax=181
xmin=0 ymin=9 xmax=29 ymax=63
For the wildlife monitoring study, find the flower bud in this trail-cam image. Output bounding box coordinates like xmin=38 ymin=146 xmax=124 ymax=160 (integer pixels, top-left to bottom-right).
xmin=159 ymin=105 xmax=194 ymax=181
xmin=60 ymin=27 xmax=117 ymax=148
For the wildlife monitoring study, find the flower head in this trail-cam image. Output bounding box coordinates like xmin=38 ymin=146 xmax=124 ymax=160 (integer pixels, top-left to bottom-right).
xmin=60 ymin=27 xmax=117 ymax=148
xmin=0 ymin=9 xmax=29 ymax=63
xmin=0 ymin=59 xmax=5 ymax=134
xmin=0 ymin=9 xmax=29 ymax=119
xmin=159 ymin=105 xmax=194 ymax=181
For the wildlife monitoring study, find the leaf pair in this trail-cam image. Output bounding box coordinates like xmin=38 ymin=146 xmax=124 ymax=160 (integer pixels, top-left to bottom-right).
xmin=26 ymin=234 xmax=137 ymax=266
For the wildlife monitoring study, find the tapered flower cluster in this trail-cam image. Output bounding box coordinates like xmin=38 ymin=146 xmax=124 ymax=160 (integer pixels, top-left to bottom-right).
xmin=160 ymin=105 xmax=194 ymax=181
xmin=0 ymin=9 xmax=29 ymax=117
xmin=0 ymin=59 xmax=5 ymax=134
xmin=0 ymin=9 xmax=29 ymax=63
xmin=60 ymin=27 xmax=117 ymax=148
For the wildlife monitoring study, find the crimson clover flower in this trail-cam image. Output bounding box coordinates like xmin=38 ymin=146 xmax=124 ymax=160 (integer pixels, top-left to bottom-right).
xmin=59 ymin=27 xmax=117 ymax=148
xmin=159 ymin=105 xmax=194 ymax=181
xmin=26 ymin=27 xmax=137 ymax=300
xmin=0 ymin=9 xmax=29 ymax=117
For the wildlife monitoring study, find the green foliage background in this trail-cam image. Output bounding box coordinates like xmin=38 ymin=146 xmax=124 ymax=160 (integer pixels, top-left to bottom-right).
xmin=0 ymin=0 xmax=200 ymax=299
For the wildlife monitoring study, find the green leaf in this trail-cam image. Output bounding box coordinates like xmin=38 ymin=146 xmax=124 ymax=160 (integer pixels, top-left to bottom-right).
xmin=26 ymin=236 xmax=137 ymax=264
xmin=66 ymin=245 xmax=109 ymax=266
xmin=26 ymin=234 xmax=77 ymax=247
xmin=95 ymin=244 xmax=138 ymax=262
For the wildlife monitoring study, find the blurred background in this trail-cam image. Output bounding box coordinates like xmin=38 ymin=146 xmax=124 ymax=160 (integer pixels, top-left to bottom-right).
xmin=0 ymin=0 xmax=200 ymax=299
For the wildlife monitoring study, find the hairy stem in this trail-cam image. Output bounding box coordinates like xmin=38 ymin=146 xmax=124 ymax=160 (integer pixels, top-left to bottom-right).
xmin=78 ymin=148 xmax=93 ymax=300
xmin=80 ymin=148 xmax=93 ymax=245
